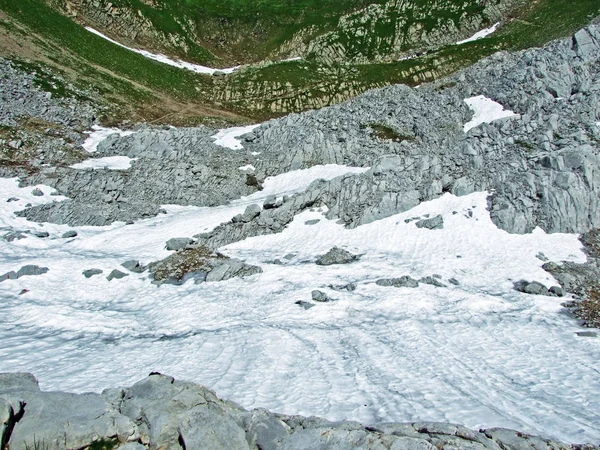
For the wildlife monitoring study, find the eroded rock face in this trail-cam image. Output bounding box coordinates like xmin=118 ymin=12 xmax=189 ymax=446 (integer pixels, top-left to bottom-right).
xmin=0 ymin=372 xmax=596 ymax=450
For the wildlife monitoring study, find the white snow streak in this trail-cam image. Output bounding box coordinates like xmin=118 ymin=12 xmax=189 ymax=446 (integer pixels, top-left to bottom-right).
xmin=211 ymin=124 xmax=261 ymax=150
xmin=456 ymin=22 xmax=501 ymax=45
xmin=86 ymin=27 xmax=238 ymax=75
xmin=463 ymin=95 xmax=519 ymax=132
xmin=70 ymin=156 xmax=137 ymax=171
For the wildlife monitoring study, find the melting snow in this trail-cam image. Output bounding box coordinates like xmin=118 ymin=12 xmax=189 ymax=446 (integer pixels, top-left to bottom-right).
xmin=0 ymin=167 xmax=599 ymax=443
xmin=70 ymin=156 xmax=137 ymax=171
xmin=463 ymin=95 xmax=519 ymax=132
xmin=86 ymin=27 xmax=238 ymax=75
xmin=456 ymin=22 xmax=501 ymax=45
xmin=82 ymin=125 xmax=135 ymax=153
xmin=211 ymin=124 xmax=261 ymax=150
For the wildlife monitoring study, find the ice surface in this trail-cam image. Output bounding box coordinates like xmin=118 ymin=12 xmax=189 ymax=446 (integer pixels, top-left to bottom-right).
xmin=211 ymin=124 xmax=261 ymax=149
xmin=463 ymin=95 xmax=519 ymax=132
xmin=71 ymin=156 xmax=137 ymax=170
xmin=0 ymin=172 xmax=599 ymax=444
xmin=82 ymin=125 xmax=136 ymax=153
xmin=456 ymin=22 xmax=501 ymax=45
xmin=86 ymin=27 xmax=238 ymax=75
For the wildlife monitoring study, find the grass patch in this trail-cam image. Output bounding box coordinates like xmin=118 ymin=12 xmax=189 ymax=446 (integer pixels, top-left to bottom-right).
xmin=361 ymin=123 xmax=415 ymax=142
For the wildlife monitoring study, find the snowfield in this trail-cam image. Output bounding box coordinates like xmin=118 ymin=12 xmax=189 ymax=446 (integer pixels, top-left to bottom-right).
xmin=0 ymin=165 xmax=599 ymax=443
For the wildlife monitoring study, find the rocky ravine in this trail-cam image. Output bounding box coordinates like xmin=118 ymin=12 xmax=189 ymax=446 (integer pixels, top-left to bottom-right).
xmin=1 ymin=372 xmax=598 ymax=450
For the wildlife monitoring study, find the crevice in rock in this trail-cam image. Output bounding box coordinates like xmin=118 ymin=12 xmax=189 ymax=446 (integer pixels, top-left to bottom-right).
xmin=1 ymin=401 xmax=26 ymax=450
xmin=177 ymin=431 xmax=187 ymax=450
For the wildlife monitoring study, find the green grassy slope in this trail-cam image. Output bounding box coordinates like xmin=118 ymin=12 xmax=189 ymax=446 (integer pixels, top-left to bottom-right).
xmin=0 ymin=0 xmax=598 ymax=123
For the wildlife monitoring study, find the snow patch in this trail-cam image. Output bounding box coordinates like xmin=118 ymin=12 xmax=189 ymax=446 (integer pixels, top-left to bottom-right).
xmin=456 ymin=22 xmax=501 ymax=45
xmin=463 ymin=95 xmax=519 ymax=132
xmin=70 ymin=156 xmax=137 ymax=171
xmin=238 ymin=165 xmax=256 ymax=172
xmin=82 ymin=125 xmax=135 ymax=153
xmin=86 ymin=27 xmax=238 ymax=75
xmin=211 ymin=124 xmax=261 ymax=150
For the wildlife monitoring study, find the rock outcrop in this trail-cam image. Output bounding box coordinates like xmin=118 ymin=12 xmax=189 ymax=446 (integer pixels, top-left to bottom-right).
xmin=1 ymin=372 xmax=596 ymax=450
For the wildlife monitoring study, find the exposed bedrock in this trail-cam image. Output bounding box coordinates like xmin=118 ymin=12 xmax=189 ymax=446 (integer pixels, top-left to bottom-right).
xmin=12 ymin=26 xmax=600 ymax=240
xmin=1 ymin=372 xmax=597 ymax=450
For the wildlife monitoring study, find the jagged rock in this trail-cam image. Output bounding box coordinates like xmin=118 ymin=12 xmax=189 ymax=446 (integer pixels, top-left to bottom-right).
xmin=165 ymin=237 xmax=194 ymax=251
xmin=242 ymin=204 xmax=262 ymax=222
xmin=0 ymin=271 xmax=18 ymax=282
xmin=31 ymin=188 xmax=44 ymax=197
xmin=376 ymin=276 xmax=419 ymax=288
xmin=2 ymin=231 xmax=26 ymax=242
xmin=16 ymin=265 xmax=49 ymax=278
xmin=449 ymin=278 xmax=460 ymax=286
xmin=149 ymin=247 xmax=261 ymax=284
xmin=330 ymin=282 xmax=357 ymax=292
xmin=0 ymin=372 xmax=596 ymax=450
xmin=295 ymin=300 xmax=315 ymax=310
xmin=6 ymin=197 xmax=19 ymax=202
xmin=415 ymin=215 xmax=444 ymax=230
xmin=82 ymin=269 xmax=103 ymax=278
xmin=61 ymin=230 xmax=78 ymax=238
xmin=106 ymin=269 xmax=129 ymax=281
xmin=514 ymin=280 xmax=549 ymax=295
xmin=420 ymin=276 xmax=447 ymax=287
xmin=304 ymin=219 xmax=320 ymax=225
xmin=315 ymin=247 xmax=360 ymax=266
xmin=33 ymin=231 xmax=49 ymax=238
xmin=549 ymin=286 xmax=565 ymax=297
xmin=0 ymin=266 xmax=48 ymax=282
xmin=263 ymin=195 xmax=278 ymax=209
xmin=311 ymin=290 xmax=335 ymax=302
xmin=205 ymin=259 xmax=262 ymax=282
xmin=121 ymin=260 xmax=146 ymax=273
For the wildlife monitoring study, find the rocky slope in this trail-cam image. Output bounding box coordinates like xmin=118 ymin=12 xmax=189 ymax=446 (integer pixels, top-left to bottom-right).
xmin=9 ymin=25 xmax=599 ymax=236
xmin=1 ymin=372 xmax=598 ymax=450
xmin=0 ymin=18 xmax=599 ymax=450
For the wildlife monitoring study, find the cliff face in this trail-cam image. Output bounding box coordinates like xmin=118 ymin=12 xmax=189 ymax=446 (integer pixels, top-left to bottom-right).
xmin=1 ymin=372 xmax=597 ymax=450
xmin=48 ymin=0 xmax=524 ymax=65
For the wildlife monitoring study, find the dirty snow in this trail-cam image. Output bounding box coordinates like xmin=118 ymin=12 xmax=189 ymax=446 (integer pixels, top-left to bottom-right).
xmin=82 ymin=125 xmax=136 ymax=153
xmin=211 ymin=124 xmax=261 ymax=149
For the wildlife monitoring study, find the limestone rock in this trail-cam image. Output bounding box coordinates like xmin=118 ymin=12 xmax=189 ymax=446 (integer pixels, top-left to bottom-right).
xmin=315 ymin=247 xmax=360 ymax=266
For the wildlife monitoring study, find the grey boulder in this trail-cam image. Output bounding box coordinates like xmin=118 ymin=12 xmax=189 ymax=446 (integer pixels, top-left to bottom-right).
xmin=376 ymin=276 xmax=420 ymax=288
xmin=82 ymin=269 xmax=103 ymax=278
xmin=415 ymin=215 xmax=444 ymax=230
xmin=107 ymin=269 xmax=129 ymax=281
xmin=315 ymin=247 xmax=360 ymax=266
xmin=165 ymin=237 xmax=194 ymax=251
